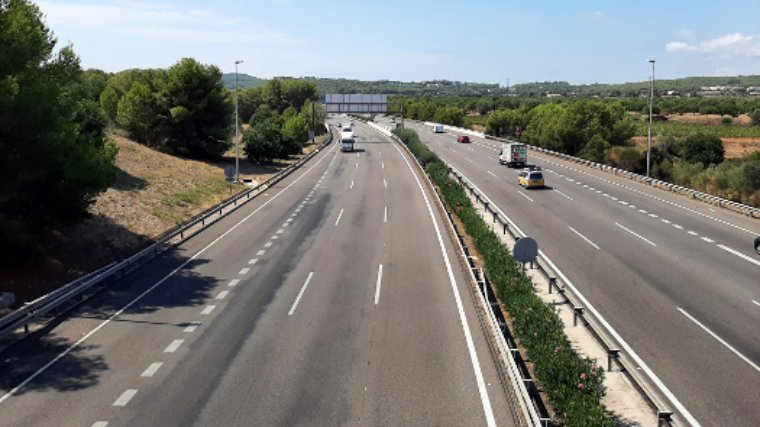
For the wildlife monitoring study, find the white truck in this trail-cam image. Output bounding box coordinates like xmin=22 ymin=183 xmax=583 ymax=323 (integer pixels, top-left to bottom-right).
xmin=340 ymin=130 xmax=354 ymax=152
xmin=499 ymin=142 xmax=528 ymax=168
xmin=432 ymin=124 xmax=444 ymax=133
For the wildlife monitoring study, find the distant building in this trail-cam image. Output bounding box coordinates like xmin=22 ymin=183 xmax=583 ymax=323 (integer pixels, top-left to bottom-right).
xmin=546 ymin=93 xmax=562 ymax=98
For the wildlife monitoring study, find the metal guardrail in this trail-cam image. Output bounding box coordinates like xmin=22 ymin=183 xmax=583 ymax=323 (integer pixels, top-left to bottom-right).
xmin=446 ymin=164 xmax=688 ymax=426
xmin=369 ymin=120 xmax=543 ymax=426
xmin=0 ymin=125 xmax=334 ymax=341
xmin=416 ymin=120 xmax=760 ymax=218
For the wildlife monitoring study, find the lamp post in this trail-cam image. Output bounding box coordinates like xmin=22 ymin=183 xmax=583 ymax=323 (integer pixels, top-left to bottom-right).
xmin=647 ymin=59 xmax=656 ymax=178
xmin=234 ymin=59 xmax=244 ymax=183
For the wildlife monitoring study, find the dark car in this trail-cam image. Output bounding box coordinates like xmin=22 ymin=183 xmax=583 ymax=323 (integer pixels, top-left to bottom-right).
xmin=755 ymin=236 xmax=760 ymax=255
xmin=457 ymin=135 xmax=470 ymax=143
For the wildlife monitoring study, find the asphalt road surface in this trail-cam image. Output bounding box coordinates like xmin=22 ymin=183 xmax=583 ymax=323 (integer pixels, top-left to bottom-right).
xmin=0 ymin=121 xmax=518 ymax=427
xmin=380 ymin=117 xmax=760 ymax=427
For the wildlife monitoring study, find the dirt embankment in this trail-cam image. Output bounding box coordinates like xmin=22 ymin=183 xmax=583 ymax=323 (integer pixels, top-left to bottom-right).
xmin=1 ymin=134 xmax=305 ymax=304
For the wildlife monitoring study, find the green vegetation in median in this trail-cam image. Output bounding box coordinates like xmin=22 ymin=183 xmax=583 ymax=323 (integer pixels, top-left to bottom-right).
xmin=392 ymin=127 xmax=614 ymax=426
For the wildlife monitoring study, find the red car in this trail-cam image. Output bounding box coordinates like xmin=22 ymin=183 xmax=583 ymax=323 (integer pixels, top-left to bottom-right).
xmin=457 ymin=135 xmax=470 ymax=143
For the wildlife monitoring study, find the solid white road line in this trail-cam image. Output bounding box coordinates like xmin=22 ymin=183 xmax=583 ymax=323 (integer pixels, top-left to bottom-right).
xmin=384 ymin=206 xmax=388 ymax=223
xmin=615 ymin=223 xmax=656 ymax=247
xmin=113 ymin=389 xmax=138 ymax=407
xmin=184 ymin=321 xmax=201 ymax=332
xmin=335 ymin=208 xmax=344 ymax=226
xmin=288 ymin=272 xmax=314 ymax=316
xmin=717 ymin=244 xmax=760 ymax=267
xmin=216 ymin=290 xmax=229 ymax=300
xmin=239 ymin=267 xmax=250 ymax=275
xmin=141 ymin=362 xmax=163 ymax=378
xmin=568 ymin=226 xmax=600 ymax=250
xmin=518 ymin=191 xmax=534 ymax=202
xmin=392 ymin=143 xmax=496 ymax=427
xmin=92 ymin=422 xmax=109 ymax=427
xmin=200 ymin=305 xmax=216 ymax=315
xmin=227 ymin=279 xmax=240 ymax=287
xmin=678 ymin=307 xmax=760 ymax=373
xmin=374 ymin=264 xmax=383 ymax=305
xmin=164 ymin=339 xmax=184 ymax=353
xmin=0 ymin=144 xmax=337 ymax=408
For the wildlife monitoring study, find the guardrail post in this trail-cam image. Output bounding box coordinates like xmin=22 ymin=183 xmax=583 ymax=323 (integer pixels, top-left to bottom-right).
xmin=657 ymin=411 xmax=673 ymax=426
xmin=573 ymin=306 xmax=584 ymax=326
xmin=548 ymin=277 xmax=557 ymax=293
xmin=492 ymin=211 xmax=497 ymax=223
xmin=607 ymin=349 xmax=620 ymax=371
xmin=503 ymin=222 xmax=509 ymax=235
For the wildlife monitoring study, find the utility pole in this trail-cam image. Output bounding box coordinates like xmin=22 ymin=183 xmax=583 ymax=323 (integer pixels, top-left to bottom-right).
xmin=311 ymin=102 xmax=316 ymax=143
xmin=234 ymin=59 xmax=243 ymax=183
xmin=506 ymin=77 xmax=510 ymax=96
xmin=400 ymin=103 xmax=404 ymax=129
xmin=647 ymin=59 xmax=656 ymax=178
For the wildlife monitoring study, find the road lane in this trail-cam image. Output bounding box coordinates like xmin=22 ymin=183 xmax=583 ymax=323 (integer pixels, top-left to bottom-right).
xmin=0 ymin=121 xmax=518 ymax=426
xmin=390 ymin=118 xmax=760 ymax=426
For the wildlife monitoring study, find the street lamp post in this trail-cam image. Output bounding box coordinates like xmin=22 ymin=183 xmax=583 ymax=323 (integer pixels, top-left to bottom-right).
xmin=647 ymin=59 xmax=656 ymax=178
xmin=234 ymin=59 xmax=244 ymax=183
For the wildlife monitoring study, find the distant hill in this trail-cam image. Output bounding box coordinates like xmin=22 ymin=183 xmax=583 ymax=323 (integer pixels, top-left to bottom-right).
xmin=513 ymin=76 xmax=760 ymax=97
xmin=223 ymin=73 xmax=760 ymax=98
xmin=222 ymin=73 xmax=268 ymax=89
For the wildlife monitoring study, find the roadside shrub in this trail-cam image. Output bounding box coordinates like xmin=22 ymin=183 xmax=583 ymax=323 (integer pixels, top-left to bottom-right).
xmin=392 ymin=126 xmax=614 ymax=426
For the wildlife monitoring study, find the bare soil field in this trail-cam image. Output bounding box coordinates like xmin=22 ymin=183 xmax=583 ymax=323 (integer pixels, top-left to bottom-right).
xmin=667 ymin=113 xmax=752 ymax=125
xmin=1 ymin=134 xmax=321 ymax=306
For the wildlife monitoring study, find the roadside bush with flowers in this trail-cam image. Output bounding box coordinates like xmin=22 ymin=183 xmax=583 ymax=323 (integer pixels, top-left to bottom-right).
xmin=393 ymin=127 xmax=614 ymax=426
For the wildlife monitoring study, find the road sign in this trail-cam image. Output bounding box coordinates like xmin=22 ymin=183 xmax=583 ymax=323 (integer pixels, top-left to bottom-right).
xmin=224 ymin=166 xmax=235 ymax=180
xmin=513 ymin=237 xmax=538 ymax=263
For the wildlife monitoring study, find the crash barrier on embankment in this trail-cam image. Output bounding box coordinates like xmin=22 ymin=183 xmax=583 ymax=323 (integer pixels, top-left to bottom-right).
xmin=421 ymin=121 xmax=760 ymax=219
xmin=368 ymin=120 xmax=543 ymax=427
xmin=0 ymin=125 xmax=334 ymax=342
xmin=372 ymin=120 xmax=689 ymax=426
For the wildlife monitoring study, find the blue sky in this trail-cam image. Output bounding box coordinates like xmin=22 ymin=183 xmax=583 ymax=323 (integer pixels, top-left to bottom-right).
xmin=38 ymin=0 xmax=760 ymax=85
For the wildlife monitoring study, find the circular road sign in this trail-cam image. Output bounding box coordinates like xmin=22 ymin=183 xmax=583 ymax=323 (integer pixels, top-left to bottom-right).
xmin=513 ymin=237 xmax=538 ymax=263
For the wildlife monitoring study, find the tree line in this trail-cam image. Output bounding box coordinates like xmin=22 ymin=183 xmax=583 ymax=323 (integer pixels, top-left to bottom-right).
xmin=1 ymin=0 xmax=119 ymax=266
xmin=236 ymin=79 xmax=326 ymax=162
xmin=391 ymin=95 xmax=760 ymax=207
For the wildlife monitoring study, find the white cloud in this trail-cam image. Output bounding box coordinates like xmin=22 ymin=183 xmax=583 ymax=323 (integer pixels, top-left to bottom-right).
xmin=677 ymin=29 xmax=696 ymax=40
xmin=40 ymin=1 xmax=246 ymax=27
xmin=666 ymin=33 xmax=760 ymax=58
xmin=38 ymin=1 xmax=300 ymax=47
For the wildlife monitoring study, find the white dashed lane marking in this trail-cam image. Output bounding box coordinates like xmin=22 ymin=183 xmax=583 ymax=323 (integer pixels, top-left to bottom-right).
xmin=216 ymin=290 xmax=229 ymax=300
xmin=200 ymin=305 xmax=216 ymax=315
xmin=239 ymin=267 xmax=250 ymax=275
xmin=164 ymin=339 xmax=184 ymax=353
xmin=141 ymin=362 xmax=163 ymax=378
xmin=184 ymin=321 xmax=201 ymax=332
xmin=616 ymin=223 xmax=656 ymax=247
xmin=113 ymin=389 xmax=138 ymax=407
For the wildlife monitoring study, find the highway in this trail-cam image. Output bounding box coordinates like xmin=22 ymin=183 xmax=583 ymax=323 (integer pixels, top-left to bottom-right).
xmin=0 ymin=121 xmax=517 ymax=426
xmin=379 ymin=117 xmax=760 ymax=426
